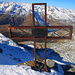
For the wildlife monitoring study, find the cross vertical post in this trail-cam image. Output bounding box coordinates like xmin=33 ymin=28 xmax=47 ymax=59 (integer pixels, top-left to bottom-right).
xmin=32 ymin=3 xmax=47 ymax=71
xmin=44 ymin=37 xmax=47 ymax=71
xmin=34 ymin=38 xmax=37 ymax=70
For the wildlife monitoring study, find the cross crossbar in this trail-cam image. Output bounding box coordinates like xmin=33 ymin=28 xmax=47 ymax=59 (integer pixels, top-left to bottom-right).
xmin=8 ymin=26 xmax=73 ymax=39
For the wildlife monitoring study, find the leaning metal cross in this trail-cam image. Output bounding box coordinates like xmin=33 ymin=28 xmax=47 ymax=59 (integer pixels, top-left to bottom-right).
xmin=8 ymin=3 xmax=73 ymax=71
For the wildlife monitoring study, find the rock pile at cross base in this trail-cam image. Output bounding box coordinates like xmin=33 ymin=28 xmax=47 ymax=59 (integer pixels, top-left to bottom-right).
xmin=17 ymin=55 xmax=75 ymax=75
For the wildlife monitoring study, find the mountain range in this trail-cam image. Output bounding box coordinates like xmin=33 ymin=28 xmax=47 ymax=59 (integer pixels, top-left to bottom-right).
xmin=0 ymin=2 xmax=75 ymax=26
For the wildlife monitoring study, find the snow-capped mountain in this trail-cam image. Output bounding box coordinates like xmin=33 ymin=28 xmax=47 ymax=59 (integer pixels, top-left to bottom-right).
xmin=0 ymin=1 xmax=75 ymax=27
xmin=0 ymin=2 xmax=75 ymax=22
xmin=0 ymin=2 xmax=31 ymax=15
xmin=47 ymin=6 xmax=75 ymax=22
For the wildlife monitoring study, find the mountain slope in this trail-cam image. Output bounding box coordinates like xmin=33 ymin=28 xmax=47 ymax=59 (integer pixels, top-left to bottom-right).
xmin=0 ymin=33 xmax=34 ymax=63
xmin=0 ymin=33 xmax=64 ymax=75
xmin=47 ymin=6 xmax=75 ymax=21
xmin=0 ymin=33 xmax=75 ymax=74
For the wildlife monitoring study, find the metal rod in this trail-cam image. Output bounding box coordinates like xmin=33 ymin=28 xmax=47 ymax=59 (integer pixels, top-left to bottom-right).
xmin=8 ymin=28 xmax=11 ymax=38
xmin=45 ymin=3 xmax=47 ymax=27
xmin=11 ymin=36 xmax=34 ymax=39
xmin=46 ymin=26 xmax=73 ymax=28
xmin=8 ymin=26 xmax=33 ymax=29
xmin=70 ymin=26 xmax=73 ymax=39
xmin=34 ymin=38 xmax=37 ymax=70
xmin=44 ymin=37 xmax=47 ymax=71
xmin=47 ymin=37 xmax=71 ymax=39
xmin=32 ymin=4 xmax=35 ymax=27
xmin=10 ymin=36 xmax=72 ymax=40
xmin=32 ymin=3 xmax=46 ymax=5
xmin=8 ymin=26 xmax=72 ymax=40
xmin=8 ymin=26 xmax=72 ymax=29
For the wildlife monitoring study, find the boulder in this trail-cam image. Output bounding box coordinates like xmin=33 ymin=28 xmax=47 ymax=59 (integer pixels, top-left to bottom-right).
xmin=44 ymin=59 xmax=55 ymax=68
xmin=35 ymin=56 xmax=55 ymax=68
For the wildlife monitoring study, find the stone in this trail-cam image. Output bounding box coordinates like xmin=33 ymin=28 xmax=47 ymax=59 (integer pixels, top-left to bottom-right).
xmin=0 ymin=48 xmax=3 ymax=53
xmin=35 ymin=56 xmax=56 ymax=69
xmin=25 ymin=61 xmax=39 ymax=67
xmin=17 ymin=62 xmax=26 ymax=66
xmin=43 ymin=59 xmax=55 ymax=68
xmin=36 ymin=43 xmax=43 ymax=49
xmin=35 ymin=55 xmax=44 ymax=63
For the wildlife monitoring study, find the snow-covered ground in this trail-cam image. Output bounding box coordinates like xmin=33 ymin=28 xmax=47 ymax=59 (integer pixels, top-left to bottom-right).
xmin=48 ymin=33 xmax=75 ymax=64
xmin=0 ymin=33 xmax=63 ymax=75
xmin=0 ymin=65 xmax=62 ymax=75
xmin=0 ymin=33 xmax=75 ymax=75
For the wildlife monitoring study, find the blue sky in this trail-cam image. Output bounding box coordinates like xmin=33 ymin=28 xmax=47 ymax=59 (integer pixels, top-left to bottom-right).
xmin=0 ymin=0 xmax=75 ymax=10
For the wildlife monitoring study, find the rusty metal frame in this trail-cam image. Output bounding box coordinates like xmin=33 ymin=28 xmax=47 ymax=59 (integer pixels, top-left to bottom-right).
xmin=8 ymin=26 xmax=73 ymax=39
xmin=8 ymin=3 xmax=73 ymax=72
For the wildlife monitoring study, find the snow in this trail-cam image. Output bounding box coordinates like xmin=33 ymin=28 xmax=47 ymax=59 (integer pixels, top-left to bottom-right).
xmin=5 ymin=5 xmax=13 ymax=12
xmin=47 ymin=6 xmax=75 ymax=21
xmin=0 ymin=53 xmax=17 ymax=65
xmin=57 ymin=64 xmax=64 ymax=74
xmin=1 ymin=32 xmax=73 ymax=75
xmin=0 ymin=65 xmax=63 ymax=75
xmin=28 ymin=45 xmax=34 ymax=48
xmin=0 ymin=33 xmax=34 ymax=63
xmin=0 ymin=33 xmax=65 ymax=75
xmin=50 ymin=69 xmax=62 ymax=75
xmin=0 ymin=31 xmax=75 ymax=75
xmin=53 ymin=60 xmax=65 ymax=65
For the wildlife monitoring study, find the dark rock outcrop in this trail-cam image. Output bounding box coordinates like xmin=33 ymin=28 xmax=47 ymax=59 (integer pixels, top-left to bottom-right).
xmin=0 ymin=48 xmax=3 ymax=53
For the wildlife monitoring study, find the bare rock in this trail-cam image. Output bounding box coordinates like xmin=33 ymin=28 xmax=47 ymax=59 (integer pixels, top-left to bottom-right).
xmin=68 ymin=67 xmax=75 ymax=73
xmin=70 ymin=64 xmax=75 ymax=68
xmin=17 ymin=62 xmax=26 ymax=66
xmin=0 ymin=48 xmax=3 ymax=54
xmin=36 ymin=55 xmax=44 ymax=63
xmin=25 ymin=61 xmax=39 ymax=67
xmin=43 ymin=59 xmax=55 ymax=68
